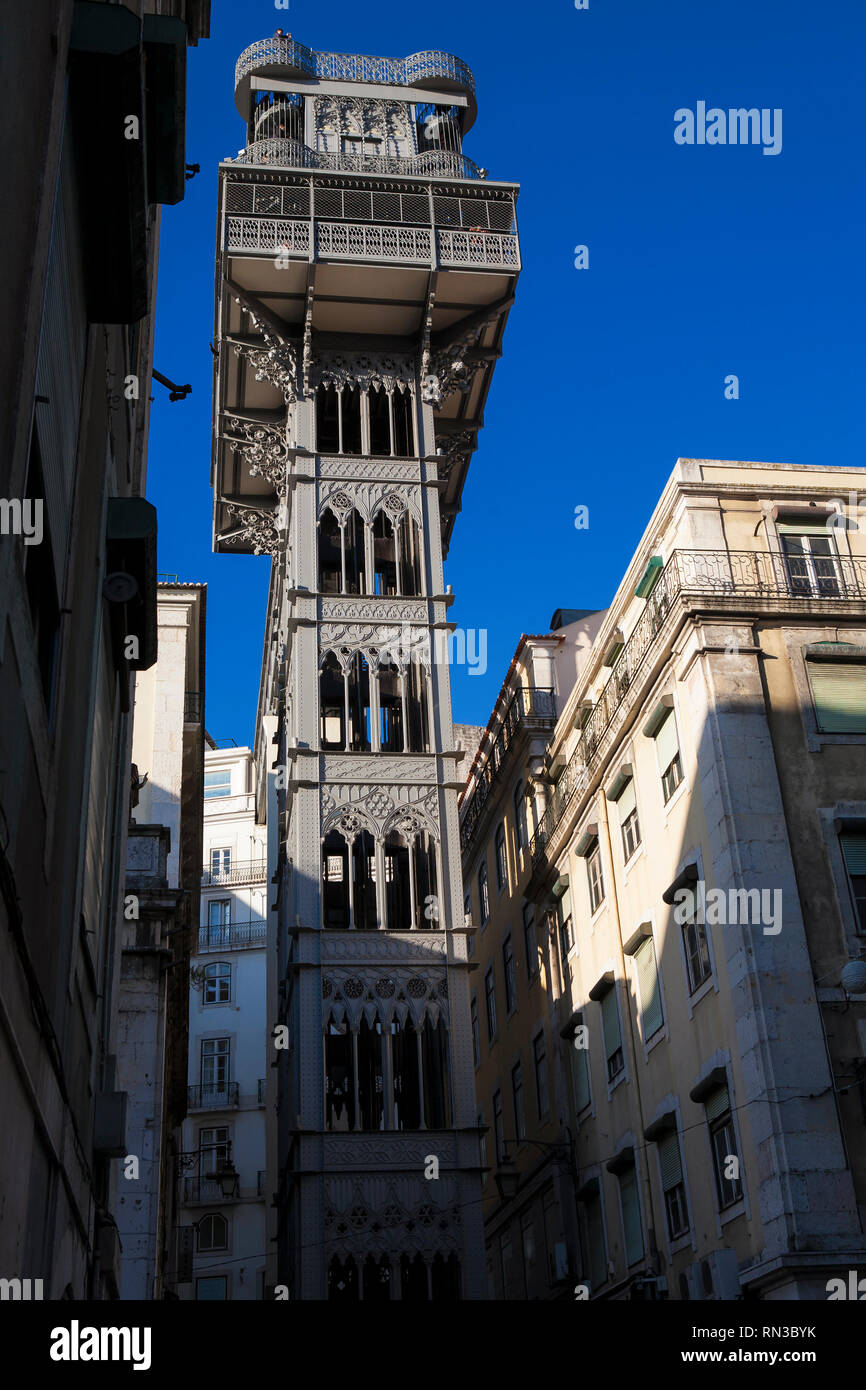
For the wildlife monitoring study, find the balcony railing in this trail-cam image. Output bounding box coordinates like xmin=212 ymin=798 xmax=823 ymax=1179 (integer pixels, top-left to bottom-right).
xmin=202 ymin=859 xmax=267 ymax=886
xmin=188 ymin=1083 xmax=240 ymax=1111
xmin=224 ymin=181 xmax=517 ymax=233
xmin=198 ymin=921 xmax=267 ymax=952
xmin=229 ymin=139 xmax=482 ymax=181
xmin=183 ymin=1177 xmax=240 ymax=1204
xmin=234 ymin=37 xmax=475 ymax=100
xmin=225 ymin=216 xmax=519 ymax=271
xmin=460 ymin=687 xmax=556 ymax=854
xmin=529 ymin=547 xmax=866 ymax=871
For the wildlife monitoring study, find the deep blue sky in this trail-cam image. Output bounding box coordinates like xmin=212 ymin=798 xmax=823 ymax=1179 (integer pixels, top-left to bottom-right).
xmin=148 ymin=0 xmax=866 ymax=745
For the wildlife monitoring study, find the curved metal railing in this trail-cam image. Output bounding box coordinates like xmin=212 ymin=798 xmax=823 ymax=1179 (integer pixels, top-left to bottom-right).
xmin=229 ymin=138 xmax=481 ymax=180
xmin=235 ymin=37 xmax=475 ymax=98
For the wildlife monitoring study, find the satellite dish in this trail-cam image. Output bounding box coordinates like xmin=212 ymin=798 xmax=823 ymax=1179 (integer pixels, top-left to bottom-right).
xmin=840 ymin=960 xmax=866 ymax=994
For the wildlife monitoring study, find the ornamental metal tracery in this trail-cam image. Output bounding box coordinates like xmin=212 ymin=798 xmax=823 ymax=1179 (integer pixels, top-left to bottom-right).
xmin=312 ymin=351 xmax=415 ymax=394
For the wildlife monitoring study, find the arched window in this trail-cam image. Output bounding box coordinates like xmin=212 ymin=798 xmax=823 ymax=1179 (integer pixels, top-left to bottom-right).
xmin=400 ymin=1253 xmax=429 ymax=1301
xmin=320 ymin=652 xmax=345 ymax=749
xmin=413 ymin=830 xmax=438 ymax=929
xmin=384 ymin=830 xmax=411 ymax=930
xmin=322 ymin=831 xmax=349 ymax=928
xmin=325 ymin=1022 xmax=354 ymax=1130
xmin=197 ymin=1213 xmax=228 ymax=1252
xmin=328 ymin=1256 xmax=359 ymax=1301
xmin=347 ymin=651 xmax=372 ymax=750
xmin=397 ymin=513 xmax=423 ymax=595
xmin=372 ymin=510 xmax=398 ymax=596
xmin=362 ymin=1255 xmax=392 ymax=1301
xmin=495 ymin=823 xmax=508 ymax=891
xmin=392 ymin=387 xmax=414 ymax=456
xmin=318 ymin=506 xmax=367 ymax=595
xmin=478 ymin=861 xmax=490 ymax=925
xmin=203 ymin=962 xmax=231 ymax=1005
xmin=318 ymin=507 xmax=342 ymax=593
xmin=405 ymin=657 xmax=430 ymax=752
xmin=431 ymin=1252 xmax=461 ymax=1301
xmin=514 ymin=780 xmax=528 ymax=853
xmin=421 ymin=1016 xmax=451 ymax=1128
xmin=378 ymin=660 xmax=405 ymax=751
xmin=316 ymin=384 xmax=361 ymax=455
xmin=358 ymin=1017 xmax=385 ymax=1130
xmin=352 ymin=830 xmax=378 ymax=931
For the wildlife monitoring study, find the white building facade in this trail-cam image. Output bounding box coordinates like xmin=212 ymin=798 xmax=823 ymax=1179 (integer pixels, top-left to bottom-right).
xmin=179 ymin=745 xmax=268 ymax=1300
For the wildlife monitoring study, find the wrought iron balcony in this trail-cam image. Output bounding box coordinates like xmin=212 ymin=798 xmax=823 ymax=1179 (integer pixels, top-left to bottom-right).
xmin=188 ymin=1082 xmax=240 ymax=1111
xmin=529 ymin=547 xmax=866 ymax=872
xmin=460 ymin=687 xmax=556 ymax=854
xmin=234 ymin=37 xmax=475 ymax=102
xmin=201 ymin=859 xmax=267 ymax=886
xmin=230 ymin=138 xmax=482 ymax=181
xmin=197 ymin=921 xmax=267 ymax=952
xmin=224 ymin=215 xmax=519 ymax=271
xmin=183 ymin=1177 xmax=241 ymax=1204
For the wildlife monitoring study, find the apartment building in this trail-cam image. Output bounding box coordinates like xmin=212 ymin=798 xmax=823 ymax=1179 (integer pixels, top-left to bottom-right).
xmin=178 ymin=745 xmax=268 ymax=1300
xmin=522 ymin=459 xmax=866 ymax=1301
xmin=459 ymin=614 xmax=605 ymax=1298
xmin=117 ymin=583 xmax=206 ymax=1299
xmin=0 ymin=0 xmax=208 ymax=1297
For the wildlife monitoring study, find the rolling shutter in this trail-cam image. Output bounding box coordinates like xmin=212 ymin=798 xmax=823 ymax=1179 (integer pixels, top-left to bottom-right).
xmin=704 ymin=1083 xmax=730 ymax=1123
xmin=619 ymin=1165 xmax=644 ymax=1266
xmin=654 ymin=710 xmax=679 ymax=772
xmin=841 ymin=835 xmax=866 ymax=875
xmin=658 ymin=1130 xmax=683 ymax=1192
xmin=808 ymin=661 xmax=866 ymax=733
xmin=635 ymin=936 xmax=664 ymax=1039
xmin=616 ymin=778 xmax=636 ymax=821
xmin=600 ymin=987 xmax=621 ymax=1057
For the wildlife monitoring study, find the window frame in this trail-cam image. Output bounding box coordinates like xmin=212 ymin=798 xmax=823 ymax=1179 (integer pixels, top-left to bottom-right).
xmin=203 ymin=961 xmax=232 ymax=1006
xmin=502 ymin=933 xmax=517 ymax=1013
xmin=494 ymin=822 xmax=508 ymax=891
xmin=532 ymin=1030 xmax=550 ymax=1119
xmin=484 ymin=966 xmax=497 ymax=1042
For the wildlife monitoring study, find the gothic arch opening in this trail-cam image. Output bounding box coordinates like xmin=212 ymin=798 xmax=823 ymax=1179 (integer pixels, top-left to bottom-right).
xmin=322 ymin=831 xmax=349 ymax=928
xmin=352 ymin=829 xmax=377 ymax=930
xmin=320 ymin=652 xmax=345 ymax=749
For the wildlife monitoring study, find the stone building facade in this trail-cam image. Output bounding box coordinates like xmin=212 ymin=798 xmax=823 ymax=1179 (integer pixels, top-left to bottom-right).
xmin=210 ymin=33 xmax=520 ymax=1299
xmin=0 ymin=0 xmax=208 ymax=1298
xmin=504 ymin=459 xmax=866 ymax=1300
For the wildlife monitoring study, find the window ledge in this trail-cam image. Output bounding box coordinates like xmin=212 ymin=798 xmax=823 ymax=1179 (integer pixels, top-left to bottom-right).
xmin=719 ymin=1198 xmax=747 ymax=1228
xmin=662 ymin=777 xmax=689 ymax=819
xmin=687 ymin=974 xmax=716 ymax=1012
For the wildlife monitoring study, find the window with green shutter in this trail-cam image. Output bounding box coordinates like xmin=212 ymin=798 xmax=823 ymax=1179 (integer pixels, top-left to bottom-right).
xmin=807 ymin=660 xmax=866 ymax=733
xmin=600 ymin=986 xmax=624 ymax=1082
xmin=635 ymin=936 xmax=664 ymax=1040
xmin=654 ymin=710 xmax=683 ymax=802
xmin=615 ymin=778 xmax=641 ymax=861
xmin=841 ymin=833 xmax=866 ymax=932
xmin=657 ymin=1127 xmax=689 ymax=1240
xmin=570 ymin=1015 xmax=591 ymax=1114
xmin=618 ymin=1165 xmax=644 ymax=1266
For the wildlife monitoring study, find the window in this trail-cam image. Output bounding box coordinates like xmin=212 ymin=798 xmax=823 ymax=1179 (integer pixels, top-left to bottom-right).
xmin=465 ymin=891 xmax=474 ymax=956
xmin=203 ymin=962 xmax=231 ymax=1005
xmin=479 ymin=1115 xmax=488 ymax=1188
xmin=478 ymin=861 xmax=490 ymax=925
xmin=198 ymin=1126 xmax=229 ymax=1182
xmin=615 ymin=779 xmax=641 ymax=862
xmin=807 ymin=656 xmax=866 ymax=733
xmin=495 ymin=823 xmax=508 ymax=891
xmin=654 ymin=710 xmax=683 ymax=802
xmin=201 ymin=1038 xmax=230 ymax=1095
xmin=706 ymin=1084 xmax=742 ymax=1210
xmin=681 ymin=904 xmax=712 ymax=994
xmin=484 ymin=967 xmax=497 ymax=1041
xmin=586 ymin=841 xmax=605 ymax=913
xmin=315 ymin=382 xmax=416 ymax=458
xmin=23 ymin=430 xmax=61 ymax=715
xmin=841 ymin=833 xmax=866 ymax=931
xmin=780 ymin=528 xmax=840 ymax=598
xmin=204 ymin=769 xmax=232 ymax=800
xmin=197 ymin=1213 xmax=228 ymax=1252
xmin=634 ymin=935 xmax=664 ymax=1040
xmin=492 ymin=1090 xmax=504 ymax=1162
xmin=511 ymin=1062 xmax=526 ymax=1141
xmin=600 ymin=985 xmax=624 ymax=1083
xmin=658 ymin=1128 xmax=689 ymax=1240
xmin=584 ymin=1188 xmax=607 ymax=1291
xmin=514 ymin=781 xmax=528 ymax=853
xmin=503 ymin=934 xmax=517 ymax=1012
xmin=470 ymin=995 xmax=480 ymax=1067
xmin=618 ymin=1165 xmax=644 ymax=1266
xmin=533 ymin=1032 xmax=549 ymax=1118
xmin=569 ymin=1014 xmax=591 ymax=1114
xmin=556 ymin=885 xmax=574 ymax=979
xmin=210 ymin=848 xmax=231 ymax=876
xmin=196 ymin=1276 xmax=228 ymax=1300
xmin=206 ymin=899 xmax=230 ymax=947
xmin=523 ymin=903 xmax=538 ymax=981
